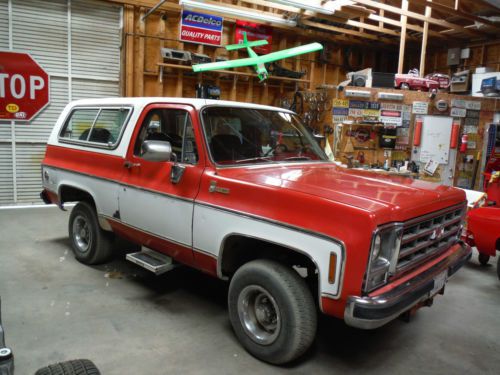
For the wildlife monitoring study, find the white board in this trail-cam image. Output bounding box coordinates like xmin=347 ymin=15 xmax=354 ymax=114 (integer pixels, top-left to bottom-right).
xmin=419 ymin=116 xmax=453 ymax=164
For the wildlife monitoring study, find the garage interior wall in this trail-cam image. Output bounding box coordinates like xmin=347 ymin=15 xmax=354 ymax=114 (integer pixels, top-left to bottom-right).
xmin=0 ymin=0 xmax=122 ymax=204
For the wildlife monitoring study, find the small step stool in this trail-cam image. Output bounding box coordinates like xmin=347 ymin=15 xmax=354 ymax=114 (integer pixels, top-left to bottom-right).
xmin=126 ymin=247 xmax=176 ymax=275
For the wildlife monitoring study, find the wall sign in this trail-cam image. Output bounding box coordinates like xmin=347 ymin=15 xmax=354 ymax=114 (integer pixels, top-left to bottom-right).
xmin=0 ymin=51 xmax=50 ymax=122
xmin=412 ymin=101 xmax=428 ymax=114
xmin=450 ymin=107 xmax=467 ymax=118
xmin=235 ymin=21 xmax=272 ymax=54
xmin=180 ymin=9 xmax=223 ymax=46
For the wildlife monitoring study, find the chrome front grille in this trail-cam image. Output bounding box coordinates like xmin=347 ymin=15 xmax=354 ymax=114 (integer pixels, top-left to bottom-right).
xmin=396 ymin=204 xmax=465 ymax=274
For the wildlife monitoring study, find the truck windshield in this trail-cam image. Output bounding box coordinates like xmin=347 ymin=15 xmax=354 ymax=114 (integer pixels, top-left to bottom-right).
xmin=201 ymin=107 xmax=328 ymax=165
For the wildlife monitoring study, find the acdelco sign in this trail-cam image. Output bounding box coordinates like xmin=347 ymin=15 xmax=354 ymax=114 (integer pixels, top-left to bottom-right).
xmin=183 ymin=13 xmax=222 ymax=28
xmin=0 ymin=51 xmax=50 ymax=122
xmin=180 ymin=10 xmax=223 ymax=47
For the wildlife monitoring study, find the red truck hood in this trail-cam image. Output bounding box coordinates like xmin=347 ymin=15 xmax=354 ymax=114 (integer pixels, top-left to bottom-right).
xmin=219 ymin=163 xmax=465 ymax=222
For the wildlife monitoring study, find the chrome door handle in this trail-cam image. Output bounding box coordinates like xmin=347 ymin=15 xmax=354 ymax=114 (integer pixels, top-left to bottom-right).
xmin=124 ymin=161 xmax=141 ymax=169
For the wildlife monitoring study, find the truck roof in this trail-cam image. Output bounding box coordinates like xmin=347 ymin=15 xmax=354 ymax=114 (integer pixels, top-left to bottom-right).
xmin=68 ymin=97 xmax=294 ymax=113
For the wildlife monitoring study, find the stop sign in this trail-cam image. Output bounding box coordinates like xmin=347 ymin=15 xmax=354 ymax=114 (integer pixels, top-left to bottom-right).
xmin=0 ymin=51 xmax=50 ymax=122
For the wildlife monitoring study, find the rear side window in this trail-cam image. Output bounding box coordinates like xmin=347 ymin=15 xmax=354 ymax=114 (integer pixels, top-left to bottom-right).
xmin=60 ymin=107 xmax=131 ymax=147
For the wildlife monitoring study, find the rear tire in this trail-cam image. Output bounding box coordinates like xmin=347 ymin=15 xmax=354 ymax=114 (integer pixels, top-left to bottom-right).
xmin=228 ymin=259 xmax=317 ymax=365
xmin=69 ymin=202 xmax=114 ymax=265
xmin=496 ymin=257 xmax=500 ymax=280
xmin=35 ymin=359 xmax=100 ymax=375
xmin=400 ymin=82 xmax=410 ymax=90
xmin=478 ymin=253 xmax=490 ymax=266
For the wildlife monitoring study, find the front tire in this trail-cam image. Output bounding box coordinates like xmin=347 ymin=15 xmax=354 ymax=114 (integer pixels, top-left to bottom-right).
xmin=478 ymin=253 xmax=490 ymax=266
xmin=228 ymin=259 xmax=317 ymax=365
xmin=69 ymin=202 xmax=114 ymax=265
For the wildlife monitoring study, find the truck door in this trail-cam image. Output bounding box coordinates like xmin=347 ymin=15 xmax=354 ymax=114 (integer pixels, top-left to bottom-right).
xmin=118 ymin=104 xmax=205 ymax=264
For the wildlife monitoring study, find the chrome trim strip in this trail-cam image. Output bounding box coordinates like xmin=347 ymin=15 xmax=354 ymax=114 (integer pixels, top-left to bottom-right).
xmin=102 ymin=214 xmax=191 ymax=249
xmin=42 ymin=164 xmax=195 ymax=204
xmin=403 ymin=202 xmax=466 ymax=227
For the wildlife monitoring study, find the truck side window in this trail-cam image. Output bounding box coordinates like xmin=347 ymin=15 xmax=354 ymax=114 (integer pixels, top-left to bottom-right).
xmin=134 ymin=108 xmax=199 ymax=164
xmin=60 ymin=109 xmax=99 ymax=141
xmin=60 ymin=107 xmax=130 ymax=146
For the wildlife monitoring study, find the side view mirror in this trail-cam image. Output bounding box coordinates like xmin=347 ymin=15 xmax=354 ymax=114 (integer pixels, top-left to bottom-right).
xmin=142 ymin=140 xmax=172 ymax=162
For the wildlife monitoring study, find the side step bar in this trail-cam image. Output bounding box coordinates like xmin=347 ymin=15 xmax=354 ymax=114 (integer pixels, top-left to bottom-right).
xmin=126 ymin=247 xmax=176 ymax=275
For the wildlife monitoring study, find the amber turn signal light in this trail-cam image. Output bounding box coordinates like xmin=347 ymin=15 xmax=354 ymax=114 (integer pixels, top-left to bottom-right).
xmin=328 ymin=252 xmax=337 ymax=284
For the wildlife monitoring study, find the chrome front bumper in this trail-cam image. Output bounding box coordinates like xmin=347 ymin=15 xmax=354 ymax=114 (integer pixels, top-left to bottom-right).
xmin=344 ymin=242 xmax=471 ymax=329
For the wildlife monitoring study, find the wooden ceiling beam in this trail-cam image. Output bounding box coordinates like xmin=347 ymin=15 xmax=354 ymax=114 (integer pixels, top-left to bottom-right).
xmin=352 ymin=0 xmax=488 ymax=36
xmin=410 ymin=0 xmax=500 ymax=31
xmin=300 ymin=19 xmax=397 ymax=44
xmin=368 ymin=14 xmax=447 ymax=39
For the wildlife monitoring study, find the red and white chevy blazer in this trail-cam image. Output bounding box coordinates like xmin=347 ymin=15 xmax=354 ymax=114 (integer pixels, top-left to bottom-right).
xmin=41 ymin=98 xmax=471 ymax=364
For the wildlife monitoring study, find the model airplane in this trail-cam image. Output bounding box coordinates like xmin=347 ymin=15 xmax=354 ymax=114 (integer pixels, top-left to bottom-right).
xmin=192 ymin=32 xmax=323 ymax=82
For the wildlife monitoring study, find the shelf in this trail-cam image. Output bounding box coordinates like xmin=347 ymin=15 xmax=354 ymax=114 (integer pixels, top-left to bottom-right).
xmin=157 ymin=62 xmax=311 ymax=83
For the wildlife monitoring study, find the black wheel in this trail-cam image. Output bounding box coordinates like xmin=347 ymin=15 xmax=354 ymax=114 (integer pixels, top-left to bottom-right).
xmin=478 ymin=253 xmax=490 ymax=266
xmin=400 ymin=83 xmax=410 ymax=90
xmin=228 ymin=259 xmax=317 ymax=365
xmin=496 ymin=257 xmax=500 ymax=280
xmin=69 ymin=202 xmax=114 ymax=265
xmin=35 ymin=359 xmax=100 ymax=375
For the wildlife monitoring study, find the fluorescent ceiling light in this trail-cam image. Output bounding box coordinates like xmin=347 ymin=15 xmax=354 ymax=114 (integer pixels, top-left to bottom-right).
xmin=268 ymin=0 xmax=355 ymax=15
xmin=179 ymin=0 xmax=297 ymax=27
xmin=268 ymin=0 xmax=334 ymax=15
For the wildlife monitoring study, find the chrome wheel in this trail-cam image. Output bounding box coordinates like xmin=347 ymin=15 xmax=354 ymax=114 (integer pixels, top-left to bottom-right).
xmin=237 ymin=285 xmax=281 ymax=345
xmin=72 ymin=214 xmax=92 ymax=253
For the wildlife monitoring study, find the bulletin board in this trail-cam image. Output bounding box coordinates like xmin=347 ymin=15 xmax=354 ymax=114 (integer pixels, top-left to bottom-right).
xmin=419 ymin=116 xmax=453 ymax=164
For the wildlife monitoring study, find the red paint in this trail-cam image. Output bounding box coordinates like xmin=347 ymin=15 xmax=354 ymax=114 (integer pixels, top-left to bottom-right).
xmin=0 ymin=51 xmax=50 ymax=121
xmin=413 ymin=118 xmax=422 ymax=146
xmin=450 ymin=122 xmax=460 ymax=148
xmin=180 ymin=25 xmax=222 ymax=46
xmin=466 ymin=207 xmax=500 ymax=257
xmin=193 ymin=251 xmax=218 ymax=277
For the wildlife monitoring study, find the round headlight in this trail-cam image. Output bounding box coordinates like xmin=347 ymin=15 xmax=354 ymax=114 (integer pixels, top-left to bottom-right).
xmin=372 ymin=234 xmax=381 ymax=260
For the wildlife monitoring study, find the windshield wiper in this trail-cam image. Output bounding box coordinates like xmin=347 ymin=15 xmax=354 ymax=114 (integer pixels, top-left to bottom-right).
xmin=233 ymin=156 xmax=274 ymax=164
xmin=282 ymin=156 xmax=312 ymax=161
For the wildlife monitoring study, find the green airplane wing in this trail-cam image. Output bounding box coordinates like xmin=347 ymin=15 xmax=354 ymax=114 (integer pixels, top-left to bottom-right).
xmin=192 ymin=57 xmax=263 ymax=72
xmin=256 ymin=43 xmax=323 ymax=64
xmin=225 ymin=39 xmax=268 ymax=51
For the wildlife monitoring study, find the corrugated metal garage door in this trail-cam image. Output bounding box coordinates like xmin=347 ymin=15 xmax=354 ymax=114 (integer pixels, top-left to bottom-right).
xmin=0 ymin=0 xmax=122 ymax=204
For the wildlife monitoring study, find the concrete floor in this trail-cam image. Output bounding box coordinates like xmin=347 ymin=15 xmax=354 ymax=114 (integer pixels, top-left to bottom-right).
xmin=0 ymin=206 xmax=499 ymax=374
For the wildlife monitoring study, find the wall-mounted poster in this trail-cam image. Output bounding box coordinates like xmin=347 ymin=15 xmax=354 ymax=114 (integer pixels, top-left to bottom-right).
xmin=235 ymin=21 xmax=272 ymax=54
xmin=180 ymin=9 xmax=223 ymax=46
xmin=419 ymin=116 xmax=453 ymax=164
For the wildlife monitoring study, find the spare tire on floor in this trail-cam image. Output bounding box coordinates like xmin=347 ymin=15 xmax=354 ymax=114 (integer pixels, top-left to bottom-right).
xmin=35 ymin=359 xmax=100 ymax=375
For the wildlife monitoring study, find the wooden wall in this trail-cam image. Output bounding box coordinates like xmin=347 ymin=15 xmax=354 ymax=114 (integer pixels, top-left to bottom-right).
xmin=121 ymin=5 xmax=388 ymax=105
xmin=331 ymin=87 xmax=499 ymax=190
xmin=424 ymin=41 xmax=500 ymax=76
